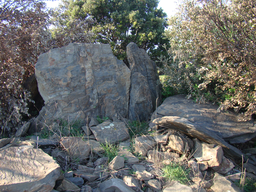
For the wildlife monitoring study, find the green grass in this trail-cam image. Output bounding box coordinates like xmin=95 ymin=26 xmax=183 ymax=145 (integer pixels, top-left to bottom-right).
xmin=100 ymin=142 xmax=118 ymax=162
xmin=162 ymin=163 xmax=191 ymax=184
xmin=96 ymin=116 xmax=110 ymax=124
xmin=235 ymin=178 xmax=256 ymax=192
xmin=39 ymin=119 xmax=84 ymax=139
xmin=128 ymin=121 xmax=148 ymax=138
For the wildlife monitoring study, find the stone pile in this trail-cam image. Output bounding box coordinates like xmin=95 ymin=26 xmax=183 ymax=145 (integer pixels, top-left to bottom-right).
xmin=1 ymin=109 xmax=254 ymax=192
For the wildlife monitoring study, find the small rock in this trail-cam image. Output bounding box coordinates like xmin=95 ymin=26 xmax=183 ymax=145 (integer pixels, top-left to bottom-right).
xmin=37 ymin=139 xmax=59 ymax=147
xmin=81 ymin=185 xmax=92 ymax=192
xmin=188 ymin=160 xmax=203 ymax=179
xmin=66 ymin=177 xmax=84 ymax=187
xmin=167 ymin=134 xmax=185 ymax=154
xmin=118 ymin=144 xmax=139 ymax=164
xmin=60 ymin=137 xmax=91 ymax=163
xmin=77 ymin=165 xmax=95 ymax=173
xmin=190 ymin=184 xmax=206 ymax=192
xmin=109 ymin=156 xmax=125 ymax=170
xmin=193 ymin=140 xmax=223 ymax=167
xmin=94 ymin=157 xmax=108 ymax=167
xmin=64 ymin=171 xmax=73 ymax=178
xmin=147 ymin=150 xmax=179 ymax=163
xmin=154 ymin=134 xmax=168 ymax=144
xmin=56 ymin=178 xmax=80 ymax=192
xmin=211 ymin=173 xmax=241 ymax=192
xmin=89 ymin=117 xmax=99 ymax=127
xmin=136 ymin=170 xmax=154 ymax=181
xmin=99 ymin=178 xmax=135 ymax=192
xmin=134 ymin=135 xmax=156 ymax=156
xmin=0 ymin=138 xmax=12 ymax=148
xmin=147 ymin=179 xmax=162 ymax=191
xmin=123 ymin=175 xmax=141 ymax=188
xmin=82 ymin=125 xmax=92 ymax=135
xmin=132 ymin=164 xmax=146 ymax=172
xmin=75 ymin=172 xmax=99 ymax=182
xmin=198 ymin=162 xmax=208 ymax=171
xmin=86 ymin=140 xmax=104 ymax=154
xmin=163 ymin=181 xmax=193 ymax=192
xmin=212 ymin=156 xmax=235 ymax=174
xmin=90 ymin=120 xmax=130 ymax=144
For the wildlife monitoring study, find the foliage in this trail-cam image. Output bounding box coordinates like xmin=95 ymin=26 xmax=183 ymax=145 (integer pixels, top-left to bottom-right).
xmin=40 ymin=119 xmax=84 ymax=138
xmin=52 ymin=0 xmax=169 ymax=61
xmin=159 ymin=75 xmax=182 ymax=99
xmin=164 ymin=0 xmax=256 ymax=119
xmin=128 ymin=121 xmax=149 ymax=138
xmin=235 ymin=178 xmax=256 ymax=192
xmin=0 ymin=0 xmax=95 ymax=137
xmin=96 ymin=116 xmax=110 ymax=124
xmin=0 ymin=0 xmax=51 ymax=136
xmin=162 ymin=162 xmax=191 ymax=184
xmin=100 ymin=142 xmax=118 ymax=162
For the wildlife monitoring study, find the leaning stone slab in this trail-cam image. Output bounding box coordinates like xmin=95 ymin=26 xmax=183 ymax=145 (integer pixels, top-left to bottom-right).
xmin=99 ymin=178 xmax=135 ymax=192
xmin=153 ymin=116 xmax=243 ymax=159
xmin=0 ymin=145 xmax=60 ymax=192
xmin=90 ymin=120 xmax=129 ymax=144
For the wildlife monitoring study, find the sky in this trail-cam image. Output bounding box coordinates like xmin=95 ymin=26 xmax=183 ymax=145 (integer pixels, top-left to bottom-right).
xmin=45 ymin=0 xmax=181 ymax=18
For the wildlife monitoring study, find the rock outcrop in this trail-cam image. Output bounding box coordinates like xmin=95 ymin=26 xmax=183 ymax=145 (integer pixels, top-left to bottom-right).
xmin=33 ymin=42 xmax=161 ymax=133
xmin=35 ymin=43 xmax=130 ymax=129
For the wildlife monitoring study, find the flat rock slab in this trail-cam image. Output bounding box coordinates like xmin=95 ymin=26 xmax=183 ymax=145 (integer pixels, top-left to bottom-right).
xmin=90 ymin=120 xmax=129 ymax=144
xmin=0 ymin=145 xmax=60 ymax=192
xmin=153 ymin=95 xmax=255 ymax=144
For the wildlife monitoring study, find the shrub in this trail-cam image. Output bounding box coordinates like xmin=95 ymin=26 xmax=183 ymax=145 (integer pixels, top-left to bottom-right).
xmin=0 ymin=0 xmax=50 ymax=136
xmin=0 ymin=0 xmax=94 ymax=137
xmin=164 ymin=0 xmax=256 ymax=119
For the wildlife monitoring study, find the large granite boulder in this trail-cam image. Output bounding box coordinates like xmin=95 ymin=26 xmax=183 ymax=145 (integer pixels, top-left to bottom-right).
xmin=0 ymin=145 xmax=60 ymax=192
xmin=32 ymin=42 xmax=160 ymax=133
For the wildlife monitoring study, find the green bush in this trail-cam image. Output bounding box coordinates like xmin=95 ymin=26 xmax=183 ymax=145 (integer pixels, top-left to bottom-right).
xmin=164 ymin=0 xmax=256 ymax=119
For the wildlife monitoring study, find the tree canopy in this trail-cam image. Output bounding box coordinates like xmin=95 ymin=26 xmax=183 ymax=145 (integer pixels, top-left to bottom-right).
xmin=52 ymin=0 xmax=169 ymax=61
